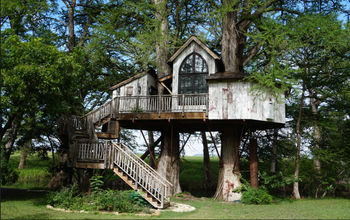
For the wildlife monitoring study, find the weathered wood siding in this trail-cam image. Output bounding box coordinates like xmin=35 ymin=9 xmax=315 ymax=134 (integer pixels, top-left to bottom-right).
xmin=112 ymin=74 xmax=157 ymax=98
xmin=208 ymin=81 xmax=285 ymax=123
xmin=112 ymin=74 xmax=157 ymax=112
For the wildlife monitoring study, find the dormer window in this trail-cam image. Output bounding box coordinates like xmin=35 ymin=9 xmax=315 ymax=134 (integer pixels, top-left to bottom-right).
xmin=179 ymin=53 xmax=208 ymax=94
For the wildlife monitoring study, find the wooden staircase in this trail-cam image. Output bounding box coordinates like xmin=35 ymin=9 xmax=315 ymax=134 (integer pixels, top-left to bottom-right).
xmin=72 ymin=140 xmax=172 ymax=209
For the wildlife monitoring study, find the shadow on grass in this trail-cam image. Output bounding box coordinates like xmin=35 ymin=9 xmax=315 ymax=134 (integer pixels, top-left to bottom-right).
xmin=1 ymin=188 xmax=48 ymax=203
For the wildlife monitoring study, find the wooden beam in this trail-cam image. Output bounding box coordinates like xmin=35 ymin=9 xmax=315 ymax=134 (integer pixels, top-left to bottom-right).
xmin=140 ymin=133 xmax=164 ymax=159
xmin=117 ymin=112 xmax=206 ymax=120
xmin=96 ymin=133 xmax=119 ymax=139
xmin=159 ymin=74 xmax=172 ymax=82
xmin=159 ymin=81 xmax=173 ymax=95
xmin=76 ymin=162 xmax=105 ymax=169
xmin=179 ymin=133 xmax=191 ymax=154
xmin=140 ymin=129 xmax=157 ymax=168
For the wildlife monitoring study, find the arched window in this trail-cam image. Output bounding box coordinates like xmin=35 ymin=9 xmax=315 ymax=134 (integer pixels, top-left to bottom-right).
xmin=179 ymin=53 xmax=208 ymax=94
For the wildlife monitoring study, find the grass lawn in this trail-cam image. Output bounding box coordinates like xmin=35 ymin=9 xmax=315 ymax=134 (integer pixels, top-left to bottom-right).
xmin=1 ymin=189 xmax=350 ymax=219
xmin=2 ymin=152 xmax=350 ymax=219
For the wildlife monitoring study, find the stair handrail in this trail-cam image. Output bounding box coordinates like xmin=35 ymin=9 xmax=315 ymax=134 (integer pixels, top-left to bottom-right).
xmin=112 ymin=142 xmax=173 ymax=188
xmin=111 ymin=142 xmax=171 ymax=204
xmin=84 ymin=99 xmax=112 ymax=116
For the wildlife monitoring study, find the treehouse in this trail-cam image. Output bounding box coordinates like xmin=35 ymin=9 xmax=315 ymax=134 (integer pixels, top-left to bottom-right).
xmin=69 ymin=36 xmax=285 ymax=208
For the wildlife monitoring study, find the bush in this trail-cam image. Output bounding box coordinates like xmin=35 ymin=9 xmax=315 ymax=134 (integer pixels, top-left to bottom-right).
xmin=241 ymin=187 xmax=273 ymax=205
xmin=46 ymin=185 xmax=149 ymax=213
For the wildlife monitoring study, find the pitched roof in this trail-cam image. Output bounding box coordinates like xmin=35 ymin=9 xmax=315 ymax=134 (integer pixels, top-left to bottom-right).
xmin=108 ymin=70 xmax=157 ymax=91
xmin=168 ymin=36 xmax=220 ymax=63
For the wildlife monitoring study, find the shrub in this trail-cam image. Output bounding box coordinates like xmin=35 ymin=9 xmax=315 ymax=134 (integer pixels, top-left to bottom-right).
xmin=47 ymin=184 xmax=79 ymax=209
xmin=241 ymin=187 xmax=273 ymax=205
xmin=0 ymin=159 xmax=19 ymax=185
xmin=47 ymin=186 xmax=149 ymax=213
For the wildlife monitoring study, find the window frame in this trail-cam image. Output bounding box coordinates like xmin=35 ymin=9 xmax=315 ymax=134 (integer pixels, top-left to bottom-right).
xmin=178 ymin=52 xmax=208 ymax=94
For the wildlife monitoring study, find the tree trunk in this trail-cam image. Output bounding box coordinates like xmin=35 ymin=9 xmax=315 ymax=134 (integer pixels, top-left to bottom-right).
xmin=48 ymin=116 xmax=74 ymax=189
xmin=47 ymin=136 xmax=56 ymax=173
xmin=3 ymin=117 xmax=21 ymax=163
xmin=201 ymin=131 xmax=214 ymax=191
xmin=310 ymin=93 xmax=321 ymax=174
xmin=18 ymin=140 xmax=30 ymax=169
xmin=67 ymin=0 xmax=76 ymax=52
xmin=249 ymin=138 xmax=259 ymax=188
xmin=147 ymin=130 xmax=156 ymax=168
xmin=214 ymin=128 xmax=242 ymax=201
xmin=156 ymin=126 xmax=181 ymax=195
xmin=270 ymin=128 xmax=278 ymax=173
xmin=221 ymin=0 xmax=246 ymax=74
xmin=293 ymin=83 xmax=305 ymax=199
xmin=153 ymin=0 xmax=171 ymax=78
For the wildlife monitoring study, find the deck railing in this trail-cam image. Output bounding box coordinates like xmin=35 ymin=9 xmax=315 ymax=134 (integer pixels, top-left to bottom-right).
xmin=83 ymin=93 xmax=208 ymax=125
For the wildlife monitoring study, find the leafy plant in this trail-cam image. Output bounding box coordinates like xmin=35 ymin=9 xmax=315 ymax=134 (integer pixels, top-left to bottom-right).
xmin=241 ymin=187 xmax=273 ymax=205
xmin=90 ymin=175 xmax=104 ymax=193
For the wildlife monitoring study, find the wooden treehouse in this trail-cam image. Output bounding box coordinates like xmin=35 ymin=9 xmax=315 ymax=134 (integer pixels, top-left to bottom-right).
xmin=68 ymin=36 xmax=285 ymax=208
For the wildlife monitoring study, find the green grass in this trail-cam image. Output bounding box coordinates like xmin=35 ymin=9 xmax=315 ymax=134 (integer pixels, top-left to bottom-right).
xmin=2 ymin=153 xmax=350 ymax=219
xmin=4 ymin=151 xmax=56 ymax=189
xmin=2 ymin=190 xmax=350 ymax=219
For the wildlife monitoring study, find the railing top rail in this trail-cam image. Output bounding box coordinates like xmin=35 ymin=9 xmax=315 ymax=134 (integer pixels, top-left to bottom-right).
xmin=112 ymin=142 xmax=173 ymax=188
xmin=84 ymin=99 xmax=114 ymax=117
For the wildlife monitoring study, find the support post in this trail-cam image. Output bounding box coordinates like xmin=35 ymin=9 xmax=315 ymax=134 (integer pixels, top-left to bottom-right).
xmin=249 ymin=138 xmax=259 ymax=188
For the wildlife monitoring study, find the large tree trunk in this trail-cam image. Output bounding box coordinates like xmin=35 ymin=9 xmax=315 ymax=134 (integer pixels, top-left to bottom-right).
xmin=214 ymin=128 xmax=242 ymax=201
xmin=249 ymin=138 xmax=259 ymax=188
xmin=293 ymin=84 xmax=305 ymax=199
xmin=310 ymin=91 xmax=321 ymax=174
xmin=48 ymin=116 xmax=74 ymax=189
xmin=156 ymin=126 xmax=181 ymax=195
xmin=66 ymin=0 xmax=76 ymax=52
xmin=153 ymin=0 xmax=171 ymax=78
xmin=270 ymin=128 xmax=278 ymax=173
xmin=221 ymin=0 xmax=246 ymax=74
xmin=18 ymin=140 xmax=30 ymax=169
xmin=201 ymin=131 xmax=214 ymax=192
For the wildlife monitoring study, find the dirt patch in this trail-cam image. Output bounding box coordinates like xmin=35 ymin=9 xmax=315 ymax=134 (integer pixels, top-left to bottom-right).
xmin=162 ymin=202 xmax=196 ymax=212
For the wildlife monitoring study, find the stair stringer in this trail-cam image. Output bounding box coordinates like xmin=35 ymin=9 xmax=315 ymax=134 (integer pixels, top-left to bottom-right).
xmin=112 ymin=168 xmax=162 ymax=209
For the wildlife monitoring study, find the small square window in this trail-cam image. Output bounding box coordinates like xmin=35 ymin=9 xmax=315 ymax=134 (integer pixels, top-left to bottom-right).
xmin=126 ymin=86 xmax=133 ymax=96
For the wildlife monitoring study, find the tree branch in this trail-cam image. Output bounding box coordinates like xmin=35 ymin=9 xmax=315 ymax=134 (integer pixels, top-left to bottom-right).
xmin=78 ymin=15 xmax=92 ymax=47
xmin=243 ymin=41 xmax=263 ymax=65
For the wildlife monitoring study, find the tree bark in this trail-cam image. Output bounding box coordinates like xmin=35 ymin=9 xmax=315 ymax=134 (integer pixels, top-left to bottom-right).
xmin=293 ymin=83 xmax=305 ymax=199
xmin=153 ymin=0 xmax=171 ymax=78
xmin=47 ymin=136 xmax=56 ymax=173
xmin=310 ymin=91 xmax=321 ymax=174
xmin=270 ymin=128 xmax=278 ymax=173
xmin=18 ymin=140 xmax=30 ymax=169
xmin=147 ymin=130 xmax=156 ymax=168
xmin=214 ymin=128 xmax=242 ymax=201
xmin=3 ymin=117 xmax=21 ymax=163
xmin=221 ymin=0 xmax=247 ymax=74
xmin=249 ymin=138 xmax=259 ymax=188
xmin=201 ymin=131 xmax=214 ymax=191
xmin=156 ymin=126 xmax=181 ymax=195
xmin=66 ymin=0 xmax=76 ymax=52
